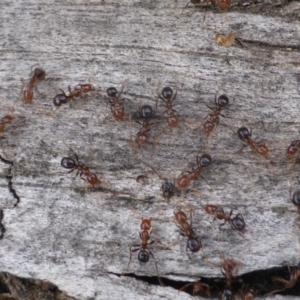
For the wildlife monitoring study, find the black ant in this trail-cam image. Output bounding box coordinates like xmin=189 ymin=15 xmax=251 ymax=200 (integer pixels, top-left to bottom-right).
xmin=53 ymin=84 xmax=95 ymax=106
xmin=126 ymin=218 xmax=163 ymax=285
xmin=174 ymin=209 xmax=202 ymax=257
xmin=23 ymin=68 xmax=46 ymax=103
xmin=135 ymin=105 xmax=154 ymax=147
xmin=176 ymin=154 xmax=212 ymax=189
xmin=204 ymin=205 xmax=245 ymax=237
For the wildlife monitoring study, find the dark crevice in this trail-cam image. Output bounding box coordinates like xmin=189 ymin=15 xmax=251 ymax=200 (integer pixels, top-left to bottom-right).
xmin=0 ymin=210 xmax=5 ymax=240
xmin=0 ymin=155 xmax=20 ymax=208
xmin=114 ymin=265 xmax=300 ymax=298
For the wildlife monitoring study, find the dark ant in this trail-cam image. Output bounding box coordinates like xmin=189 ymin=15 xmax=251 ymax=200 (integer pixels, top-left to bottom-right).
xmin=174 ymin=209 xmax=202 ymax=257
xmin=136 ymin=157 xmax=176 ymax=200
xmin=126 ymin=218 xmax=163 ymax=285
xmin=61 ymin=148 xmax=100 ymax=187
xmin=106 ymin=86 xmax=130 ymax=121
xmin=23 ymin=67 xmax=46 ymax=103
xmin=53 ymin=84 xmax=95 ymax=106
xmin=237 ymin=127 xmax=269 ymax=159
xmin=290 ymin=190 xmax=300 ymax=217
xmin=202 ymin=93 xmax=232 ymax=136
xmin=135 ymin=105 xmax=154 ymax=147
xmin=286 ymin=140 xmax=300 ymax=161
xmin=176 ymin=154 xmax=212 ymax=189
xmin=204 ymin=205 xmax=245 ymax=237
xmin=157 ymin=86 xmax=179 ymax=128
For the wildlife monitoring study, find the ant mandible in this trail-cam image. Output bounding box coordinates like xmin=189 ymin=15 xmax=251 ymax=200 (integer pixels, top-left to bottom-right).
xmin=23 ymin=68 xmax=46 ymax=103
xmin=135 ymin=105 xmax=154 ymax=147
xmin=106 ymin=86 xmax=130 ymax=121
xmin=237 ymin=127 xmax=269 ymax=159
xmin=53 ymin=84 xmax=95 ymax=107
xmin=157 ymin=86 xmax=179 ymax=128
xmin=174 ymin=209 xmax=202 ymax=257
xmin=286 ymin=140 xmax=300 ymax=161
xmin=204 ymin=205 xmax=245 ymax=237
xmin=176 ymin=154 xmax=212 ymax=189
xmin=61 ymin=148 xmax=100 ymax=187
xmin=126 ymin=218 xmax=163 ymax=285
xmin=202 ymin=93 xmax=232 ymax=136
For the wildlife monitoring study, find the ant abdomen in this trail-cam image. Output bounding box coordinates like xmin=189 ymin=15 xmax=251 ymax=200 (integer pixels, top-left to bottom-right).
xmin=53 ymin=93 xmax=68 ymax=106
xmin=61 ymin=157 xmax=76 ymax=169
xmin=291 ymin=191 xmax=300 ymax=206
xmin=140 ymin=105 xmax=153 ymax=119
xmin=106 ymin=87 xmax=118 ymax=97
xmin=199 ymin=154 xmax=212 ymax=167
xmin=161 ymin=86 xmax=173 ymax=99
xmin=217 ymin=94 xmax=229 ymax=107
xmin=188 ymin=237 xmax=202 ymax=253
xmin=138 ymin=250 xmax=150 ymax=263
xmin=237 ymin=127 xmax=251 ymax=141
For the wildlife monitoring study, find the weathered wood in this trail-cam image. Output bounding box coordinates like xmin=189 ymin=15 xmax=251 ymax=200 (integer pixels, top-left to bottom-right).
xmin=0 ymin=0 xmax=300 ymax=299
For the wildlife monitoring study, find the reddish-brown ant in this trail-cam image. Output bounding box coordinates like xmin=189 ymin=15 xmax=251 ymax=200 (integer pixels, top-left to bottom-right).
xmin=286 ymin=140 xmax=300 ymax=161
xmin=23 ymin=67 xmax=46 ymax=103
xmin=237 ymin=127 xmax=269 ymax=159
xmin=157 ymin=86 xmax=179 ymax=128
xmin=135 ymin=105 xmax=154 ymax=147
xmin=202 ymin=93 xmax=232 ymax=136
xmin=204 ymin=205 xmax=245 ymax=237
xmin=53 ymin=84 xmax=95 ymax=106
xmin=106 ymin=86 xmax=130 ymax=121
xmin=126 ymin=218 xmax=163 ymax=285
xmin=61 ymin=148 xmax=100 ymax=187
xmin=179 ymin=281 xmax=211 ymax=297
xmin=176 ymin=154 xmax=212 ymax=189
xmin=174 ymin=209 xmax=202 ymax=257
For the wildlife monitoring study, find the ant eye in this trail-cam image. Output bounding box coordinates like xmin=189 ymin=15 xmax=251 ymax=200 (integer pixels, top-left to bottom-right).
xmin=217 ymin=94 xmax=229 ymax=107
xmin=138 ymin=250 xmax=149 ymax=263
xmin=140 ymin=105 xmax=153 ymax=119
xmin=106 ymin=87 xmax=118 ymax=97
xmin=188 ymin=238 xmax=201 ymax=253
xmin=237 ymin=127 xmax=250 ymax=141
xmin=199 ymin=154 xmax=212 ymax=167
xmin=161 ymin=87 xmax=173 ymax=99
xmin=231 ymin=214 xmax=245 ymax=231
xmin=53 ymin=94 xmax=68 ymax=106
xmin=292 ymin=191 xmax=300 ymax=206
xmin=61 ymin=157 xmax=76 ymax=169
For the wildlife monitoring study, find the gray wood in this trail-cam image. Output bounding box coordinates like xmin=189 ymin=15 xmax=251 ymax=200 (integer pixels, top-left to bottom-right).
xmin=0 ymin=0 xmax=300 ymax=299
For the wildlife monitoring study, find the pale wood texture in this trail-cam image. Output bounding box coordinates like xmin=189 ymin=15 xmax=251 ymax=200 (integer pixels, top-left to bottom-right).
xmin=0 ymin=0 xmax=300 ymax=299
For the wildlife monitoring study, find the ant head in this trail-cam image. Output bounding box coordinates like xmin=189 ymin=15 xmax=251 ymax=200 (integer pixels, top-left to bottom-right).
xmin=139 ymin=105 xmax=153 ymax=119
xmin=161 ymin=87 xmax=173 ymax=100
xmin=217 ymin=94 xmax=229 ymax=107
xmin=61 ymin=157 xmax=76 ymax=169
xmin=138 ymin=250 xmax=150 ymax=263
xmin=53 ymin=94 xmax=68 ymax=107
xmin=237 ymin=127 xmax=251 ymax=141
xmin=161 ymin=181 xmax=175 ymax=199
xmin=106 ymin=87 xmax=118 ymax=97
xmin=34 ymin=68 xmax=46 ymax=81
xmin=291 ymin=191 xmax=300 ymax=206
xmin=198 ymin=154 xmax=212 ymax=167
xmin=231 ymin=213 xmax=245 ymax=231
xmin=187 ymin=237 xmax=202 ymax=253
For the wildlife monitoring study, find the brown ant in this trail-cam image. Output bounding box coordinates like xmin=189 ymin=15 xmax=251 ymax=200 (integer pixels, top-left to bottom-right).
xmin=126 ymin=218 xmax=163 ymax=285
xmin=106 ymin=86 xmax=130 ymax=121
xmin=286 ymin=140 xmax=300 ymax=161
xmin=61 ymin=147 xmax=100 ymax=187
xmin=23 ymin=68 xmax=46 ymax=103
xmin=204 ymin=205 xmax=245 ymax=237
xmin=290 ymin=190 xmax=300 ymax=217
xmin=53 ymin=84 xmax=95 ymax=107
xmin=202 ymin=93 xmax=232 ymax=136
xmin=157 ymin=86 xmax=179 ymax=128
xmin=135 ymin=105 xmax=154 ymax=147
xmin=179 ymin=281 xmax=211 ymax=297
xmin=174 ymin=209 xmax=202 ymax=257
xmin=237 ymin=127 xmax=269 ymax=159
xmin=176 ymin=154 xmax=212 ymax=189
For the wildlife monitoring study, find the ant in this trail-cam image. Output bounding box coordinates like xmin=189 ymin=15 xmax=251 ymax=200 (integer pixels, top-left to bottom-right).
xmin=176 ymin=154 xmax=212 ymax=189
xmin=53 ymin=84 xmax=95 ymax=106
xmin=157 ymin=86 xmax=179 ymax=128
xmin=135 ymin=105 xmax=154 ymax=147
xmin=240 ymin=286 xmax=255 ymax=300
xmin=290 ymin=190 xmax=300 ymax=217
xmin=179 ymin=281 xmax=211 ymax=297
xmin=174 ymin=209 xmax=202 ymax=257
xmin=106 ymin=86 xmax=130 ymax=121
xmin=237 ymin=127 xmax=269 ymax=159
xmin=126 ymin=218 xmax=163 ymax=285
xmin=204 ymin=205 xmax=245 ymax=237
xmin=61 ymin=147 xmax=100 ymax=187
xmin=202 ymin=93 xmax=232 ymax=136
xmin=23 ymin=67 xmax=46 ymax=103
xmin=286 ymin=140 xmax=300 ymax=161
xmin=0 ymin=115 xmax=15 ymax=135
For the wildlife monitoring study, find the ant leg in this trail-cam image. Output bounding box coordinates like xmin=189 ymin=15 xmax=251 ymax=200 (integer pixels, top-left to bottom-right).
xmin=123 ymin=247 xmax=140 ymax=274
xmin=148 ymin=251 xmax=164 ymax=286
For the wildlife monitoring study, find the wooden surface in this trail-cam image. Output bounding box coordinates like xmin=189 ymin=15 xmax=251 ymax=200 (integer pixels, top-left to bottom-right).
xmin=0 ymin=0 xmax=300 ymax=299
